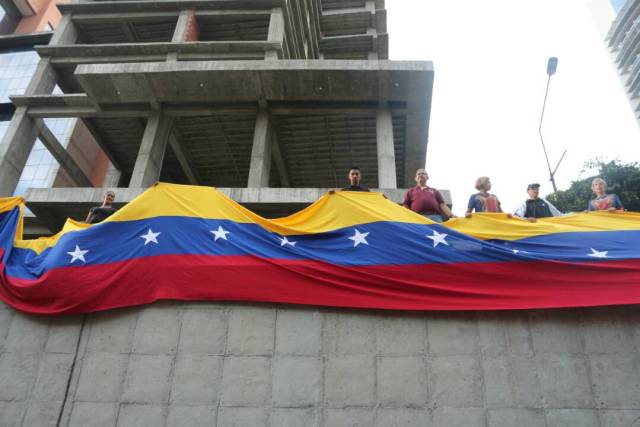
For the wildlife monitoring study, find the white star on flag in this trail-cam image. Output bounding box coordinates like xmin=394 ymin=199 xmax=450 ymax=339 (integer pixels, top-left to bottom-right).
xmin=67 ymin=245 xmax=89 ymax=264
xmin=280 ymin=236 xmax=297 ymax=247
xmin=588 ymin=248 xmax=608 ymax=258
xmin=140 ymin=228 xmax=161 ymax=245
xmin=348 ymin=229 xmax=370 ymax=247
xmin=512 ymin=249 xmax=520 ymax=254
xmin=426 ymin=230 xmax=449 ymax=247
xmin=211 ymin=226 xmax=231 ymax=242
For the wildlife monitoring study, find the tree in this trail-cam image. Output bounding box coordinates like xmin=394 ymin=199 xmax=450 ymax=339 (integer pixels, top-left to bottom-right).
xmin=546 ymin=160 xmax=640 ymax=212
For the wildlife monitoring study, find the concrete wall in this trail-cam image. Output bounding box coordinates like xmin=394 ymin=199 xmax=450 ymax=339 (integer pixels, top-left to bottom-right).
xmin=1 ymin=300 xmax=639 ymax=427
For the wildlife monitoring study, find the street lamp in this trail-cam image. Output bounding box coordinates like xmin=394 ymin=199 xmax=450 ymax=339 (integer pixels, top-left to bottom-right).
xmin=538 ymin=57 xmax=567 ymax=193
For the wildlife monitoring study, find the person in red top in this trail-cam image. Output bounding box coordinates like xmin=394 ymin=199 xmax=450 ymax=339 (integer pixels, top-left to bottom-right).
xmin=402 ymin=169 xmax=455 ymax=222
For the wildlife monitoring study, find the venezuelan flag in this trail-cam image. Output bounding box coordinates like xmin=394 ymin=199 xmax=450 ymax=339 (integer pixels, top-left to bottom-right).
xmin=1 ymin=183 xmax=640 ymax=314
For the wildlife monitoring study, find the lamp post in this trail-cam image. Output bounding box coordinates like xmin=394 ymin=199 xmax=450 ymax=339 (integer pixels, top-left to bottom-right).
xmin=538 ymin=57 xmax=566 ymax=193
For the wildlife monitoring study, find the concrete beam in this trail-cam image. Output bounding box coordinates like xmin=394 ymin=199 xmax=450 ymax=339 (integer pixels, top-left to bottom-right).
xmin=36 ymin=119 xmax=93 ymax=188
xmin=25 ymin=186 xmax=438 ymax=206
xmin=37 ymin=41 xmax=283 ymax=59
xmin=12 ymin=99 xmax=403 ymax=119
xmin=247 ymin=112 xmax=272 ymax=187
xmin=59 ymin=1 xmax=284 ymax=14
xmin=168 ymin=128 xmax=201 ymax=185
xmin=11 ymin=94 xmax=151 ymax=119
xmin=129 ymin=110 xmax=174 ymax=188
xmin=72 ymin=60 xmax=433 ymax=105
xmin=376 ymin=107 xmax=396 ymax=188
xmin=71 ymin=11 xmax=180 ymax=24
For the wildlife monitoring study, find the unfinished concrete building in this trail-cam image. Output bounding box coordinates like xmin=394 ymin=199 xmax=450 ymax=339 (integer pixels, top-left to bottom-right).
xmin=0 ymin=0 xmax=435 ymax=232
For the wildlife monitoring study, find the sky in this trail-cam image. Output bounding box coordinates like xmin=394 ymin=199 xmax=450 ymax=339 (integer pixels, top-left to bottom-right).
xmin=386 ymin=0 xmax=640 ymax=215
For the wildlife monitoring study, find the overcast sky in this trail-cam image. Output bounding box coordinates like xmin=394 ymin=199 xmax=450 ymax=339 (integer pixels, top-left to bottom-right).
xmin=387 ymin=0 xmax=640 ymax=214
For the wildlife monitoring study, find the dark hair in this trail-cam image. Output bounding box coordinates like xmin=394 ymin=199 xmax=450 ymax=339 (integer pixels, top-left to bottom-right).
xmin=349 ymin=166 xmax=361 ymax=172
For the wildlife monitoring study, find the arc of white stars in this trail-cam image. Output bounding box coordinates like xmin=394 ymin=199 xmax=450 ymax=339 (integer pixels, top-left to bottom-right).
xmin=348 ymin=229 xmax=369 ymax=247
xmin=67 ymin=245 xmax=89 ymax=264
xmin=211 ymin=226 xmax=231 ymax=242
xmin=588 ymin=248 xmax=608 ymax=258
xmin=426 ymin=230 xmax=449 ymax=247
xmin=140 ymin=228 xmax=161 ymax=245
xmin=280 ymin=236 xmax=297 ymax=247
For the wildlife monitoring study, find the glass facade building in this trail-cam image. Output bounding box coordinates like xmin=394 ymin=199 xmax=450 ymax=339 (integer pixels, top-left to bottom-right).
xmin=0 ymin=48 xmax=39 ymax=103
xmin=607 ymin=0 xmax=640 ymax=126
xmin=0 ymin=46 xmax=71 ymax=197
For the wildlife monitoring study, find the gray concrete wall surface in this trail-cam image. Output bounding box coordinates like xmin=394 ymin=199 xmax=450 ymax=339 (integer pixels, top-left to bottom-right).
xmin=0 ymin=300 xmax=639 ymax=427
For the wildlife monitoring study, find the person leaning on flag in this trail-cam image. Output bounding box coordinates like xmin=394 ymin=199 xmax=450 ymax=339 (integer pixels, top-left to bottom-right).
xmin=340 ymin=166 xmax=370 ymax=192
xmin=587 ymin=178 xmax=624 ymax=212
xmin=513 ymin=183 xmax=562 ymax=222
xmin=465 ymin=176 xmax=503 ymax=218
xmin=85 ymin=191 xmax=118 ymax=224
xmin=403 ymin=168 xmax=456 ymax=223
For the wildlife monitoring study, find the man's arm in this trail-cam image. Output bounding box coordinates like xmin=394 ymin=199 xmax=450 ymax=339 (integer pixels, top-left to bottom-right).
xmin=435 ymin=190 xmax=456 ymax=218
xmin=513 ymin=202 xmax=526 ymax=217
xmin=613 ymin=194 xmax=624 ymax=210
xmin=439 ymin=203 xmax=456 ymax=219
xmin=465 ymin=195 xmax=475 ymax=217
xmin=402 ymin=190 xmax=412 ymax=209
xmin=85 ymin=207 xmax=95 ymax=223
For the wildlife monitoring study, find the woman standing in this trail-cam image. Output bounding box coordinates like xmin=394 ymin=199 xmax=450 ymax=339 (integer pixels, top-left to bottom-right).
xmin=465 ymin=176 xmax=503 ymax=217
xmin=587 ymin=178 xmax=624 ymax=212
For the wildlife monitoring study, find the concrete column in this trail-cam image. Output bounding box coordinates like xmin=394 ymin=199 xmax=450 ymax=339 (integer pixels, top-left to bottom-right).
xmin=103 ymin=162 xmax=122 ymax=187
xmin=129 ymin=110 xmax=173 ymax=188
xmin=172 ymin=9 xmax=199 ymax=42
xmin=376 ymin=107 xmax=397 ymax=188
xmin=266 ymin=7 xmax=284 ymax=59
xmin=247 ymin=112 xmax=272 ymax=187
xmin=168 ymin=9 xmax=198 ymax=61
xmin=36 ymin=119 xmax=93 ymax=187
xmin=0 ymin=14 xmax=77 ymax=196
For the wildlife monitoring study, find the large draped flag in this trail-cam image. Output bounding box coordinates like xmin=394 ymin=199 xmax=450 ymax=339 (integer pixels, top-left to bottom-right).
xmin=1 ymin=182 xmax=639 ymax=314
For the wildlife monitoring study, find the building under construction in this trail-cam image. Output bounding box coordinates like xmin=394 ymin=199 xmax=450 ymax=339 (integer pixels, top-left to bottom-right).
xmin=0 ymin=0 xmax=435 ymax=232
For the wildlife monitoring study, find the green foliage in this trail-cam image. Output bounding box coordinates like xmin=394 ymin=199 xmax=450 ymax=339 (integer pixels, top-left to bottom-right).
xmin=546 ymin=160 xmax=640 ymax=212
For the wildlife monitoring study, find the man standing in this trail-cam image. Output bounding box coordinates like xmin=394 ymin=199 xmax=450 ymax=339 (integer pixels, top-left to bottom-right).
xmin=341 ymin=167 xmax=370 ymax=192
xmin=403 ymin=169 xmax=455 ymax=222
xmin=85 ymin=191 xmax=118 ymax=224
xmin=513 ymin=183 xmax=562 ymax=222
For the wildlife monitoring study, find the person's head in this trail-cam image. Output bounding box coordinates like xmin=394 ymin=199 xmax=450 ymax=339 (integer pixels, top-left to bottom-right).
xmin=348 ymin=167 xmax=362 ymax=186
xmin=415 ymin=168 xmax=429 ymax=186
xmin=591 ymin=177 xmax=607 ymax=196
xmin=475 ymin=176 xmax=491 ymax=192
xmin=527 ymin=183 xmax=540 ymax=200
xmin=103 ymin=191 xmax=115 ymax=207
